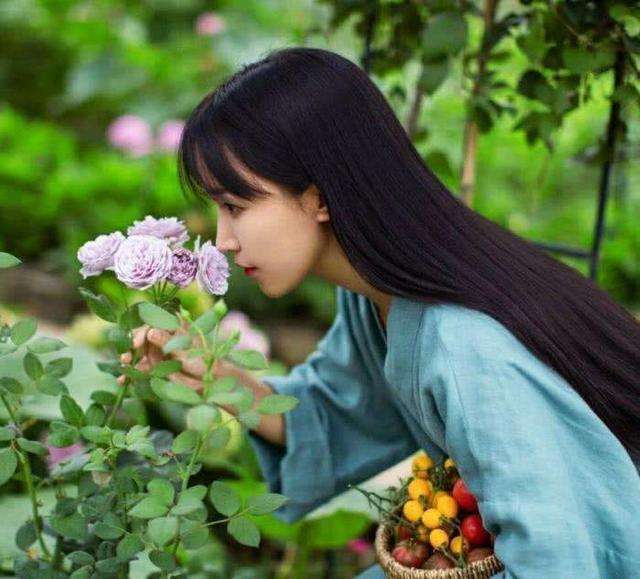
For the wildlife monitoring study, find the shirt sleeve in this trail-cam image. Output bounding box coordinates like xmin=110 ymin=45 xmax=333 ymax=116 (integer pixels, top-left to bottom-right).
xmin=247 ymin=289 xmax=418 ymax=523
xmin=416 ymin=308 xmax=620 ymax=579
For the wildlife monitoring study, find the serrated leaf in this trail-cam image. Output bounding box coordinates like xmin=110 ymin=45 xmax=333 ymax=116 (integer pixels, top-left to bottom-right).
xmin=147 ymin=516 xmax=178 ymax=547
xmin=226 ymin=348 xmax=268 ymax=370
xmin=78 ymin=287 xmax=118 ymax=323
xmin=48 ymin=422 xmax=80 ymax=447
xmin=246 ymin=493 xmax=288 ymax=515
xmin=227 ymin=516 xmax=260 ymax=547
xmin=23 ymin=352 xmax=43 ymax=380
xmin=162 ymin=333 xmax=192 ymax=353
xmin=0 ymin=448 xmax=18 ymax=486
xmin=150 ymin=359 xmax=182 ymax=377
xmin=60 ymin=395 xmax=85 ymax=427
xmin=116 ymin=533 xmax=144 ymax=562
xmin=129 ymin=496 xmax=169 ymax=519
xmin=37 ymin=375 xmax=67 ymax=396
xmin=10 ymin=318 xmax=37 ymax=346
xmin=27 ymin=337 xmax=66 ymax=354
xmin=45 ymin=357 xmax=73 ymax=378
xmin=148 ymin=478 xmax=175 ymax=505
xmin=151 ymin=377 xmax=201 ymax=405
xmin=172 ymin=429 xmax=199 ymax=454
xmin=139 ymin=302 xmax=180 ymax=331
xmin=17 ymin=438 xmax=47 ymax=456
xmin=0 ymin=252 xmax=21 ymax=268
xmin=209 ymin=481 xmax=241 ymax=516
xmin=170 ymin=495 xmax=204 ymax=516
xmin=256 ymin=394 xmax=299 ymax=415
xmin=80 ymin=425 xmax=111 ymax=443
xmin=90 ymin=390 xmax=117 ymax=405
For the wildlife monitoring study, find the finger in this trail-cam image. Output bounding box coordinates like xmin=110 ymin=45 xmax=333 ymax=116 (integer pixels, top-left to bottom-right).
xmin=135 ymin=356 xmax=150 ymax=373
xmin=147 ymin=328 xmax=174 ymax=348
xmin=120 ymin=352 xmax=132 ymax=365
xmin=117 ymin=375 xmax=126 ymax=386
xmin=132 ymin=325 xmax=150 ymax=350
xmin=171 ymin=349 xmax=207 ymax=378
xmin=168 ymin=371 xmax=203 ymax=392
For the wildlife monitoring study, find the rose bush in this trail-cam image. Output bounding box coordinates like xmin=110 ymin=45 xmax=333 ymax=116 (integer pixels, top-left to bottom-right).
xmin=0 ymin=218 xmax=298 ymax=577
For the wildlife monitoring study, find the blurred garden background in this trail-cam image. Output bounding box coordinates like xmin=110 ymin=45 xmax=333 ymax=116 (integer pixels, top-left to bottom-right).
xmin=0 ymin=0 xmax=638 ymax=577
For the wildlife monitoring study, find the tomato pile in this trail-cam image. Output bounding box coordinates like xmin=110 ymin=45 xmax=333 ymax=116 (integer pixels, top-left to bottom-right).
xmin=388 ymin=452 xmax=496 ymax=571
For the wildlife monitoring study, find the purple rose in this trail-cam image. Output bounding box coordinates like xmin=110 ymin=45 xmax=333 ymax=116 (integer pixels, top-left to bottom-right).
xmin=77 ymin=231 xmax=125 ymax=278
xmin=127 ymin=215 xmax=189 ymax=246
xmin=106 ymin=114 xmax=153 ymax=157
xmin=167 ymin=246 xmax=197 ymax=288
xmin=195 ymin=240 xmax=229 ymax=295
xmin=113 ymin=235 xmax=173 ymax=290
xmin=157 ymin=120 xmax=185 ymax=153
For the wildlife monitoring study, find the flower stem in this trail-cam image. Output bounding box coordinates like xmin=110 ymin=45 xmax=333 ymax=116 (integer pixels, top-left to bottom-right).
xmin=15 ymin=448 xmax=52 ymax=560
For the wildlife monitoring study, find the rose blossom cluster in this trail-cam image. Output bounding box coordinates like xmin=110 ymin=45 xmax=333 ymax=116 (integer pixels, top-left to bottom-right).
xmin=77 ymin=216 xmax=229 ymax=295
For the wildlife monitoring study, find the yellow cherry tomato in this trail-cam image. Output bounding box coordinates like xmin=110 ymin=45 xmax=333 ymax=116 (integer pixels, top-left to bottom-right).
xmin=408 ymin=478 xmax=433 ymax=502
xmin=421 ymin=508 xmax=443 ymax=529
xmin=402 ymin=499 xmax=424 ymax=523
xmin=435 ymin=495 xmax=459 ymax=519
xmin=444 ymin=457 xmax=456 ymax=470
xmin=430 ymin=490 xmax=449 ymax=507
xmin=429 ymin=528 xmax=449 ymax=549
xmin=450 ymin=535 xmax=469 ymax=556
xmin=415 ymin=525 xmax=430 ymax=543
xmin=412 ymin=453 xmax=434 ymax=479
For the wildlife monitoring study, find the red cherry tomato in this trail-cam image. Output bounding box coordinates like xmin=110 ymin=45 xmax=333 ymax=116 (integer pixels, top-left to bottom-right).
xmin=452 ymin=478 xmax=478 ymax=513
xmin=460 ymin=514 xmax=491 ymax=546
xmin=395 ymin=524 xmax=413 ymax=542
xmin=392 ymin=540 xmax=430 ymax=568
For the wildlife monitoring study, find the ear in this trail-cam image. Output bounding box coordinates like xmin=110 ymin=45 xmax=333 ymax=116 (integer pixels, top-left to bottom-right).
xmin=313 ymin=185 xmax=330 ymax=223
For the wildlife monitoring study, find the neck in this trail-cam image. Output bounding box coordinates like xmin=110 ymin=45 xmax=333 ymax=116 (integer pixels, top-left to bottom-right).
xmin=311 ymin=232 xmax=392 ymax=326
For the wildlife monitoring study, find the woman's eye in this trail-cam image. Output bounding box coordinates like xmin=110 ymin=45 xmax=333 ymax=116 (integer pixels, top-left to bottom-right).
xmin=224 ymin=203 xmax=241 ymax=214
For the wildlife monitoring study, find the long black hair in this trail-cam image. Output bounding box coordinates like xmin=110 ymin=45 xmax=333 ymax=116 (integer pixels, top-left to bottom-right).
xmin=177 ymin=46 xmax=640 ymax=465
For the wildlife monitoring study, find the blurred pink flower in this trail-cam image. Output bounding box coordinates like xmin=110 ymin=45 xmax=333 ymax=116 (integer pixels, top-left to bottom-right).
xmin=195 ymin=12 xmax=226 ymax=36
xmin=195 ymin=239 xmax=229 ymax=295
xmin=347 ymin=538 xmax=373 ymax=555
xmin=157 ymin=120 xmax=185 ymax=153
xmin=106 ymin=115 xmax=153 ymax=157
xmin=46 ymin=442 xmax=86 ymax=471
xmin=219 ymin=310 xmax=270 ymax=357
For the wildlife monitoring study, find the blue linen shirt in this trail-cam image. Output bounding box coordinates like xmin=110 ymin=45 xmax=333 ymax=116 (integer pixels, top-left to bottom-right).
xmin=248 ymin=287 xmax=640 ymax=578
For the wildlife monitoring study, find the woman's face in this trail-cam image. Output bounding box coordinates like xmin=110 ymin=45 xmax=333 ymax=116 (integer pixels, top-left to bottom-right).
xmin=213 ymin=174 xmax=330 ymax=298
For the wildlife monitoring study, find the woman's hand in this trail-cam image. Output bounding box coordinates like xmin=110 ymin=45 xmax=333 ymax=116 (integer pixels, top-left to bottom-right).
xmin=117 ymin=325 xmax=208 ymax=392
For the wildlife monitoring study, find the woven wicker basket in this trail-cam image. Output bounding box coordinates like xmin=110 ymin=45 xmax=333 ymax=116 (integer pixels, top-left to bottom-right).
xmin=374 ymin=521 xmax=504 ymax=578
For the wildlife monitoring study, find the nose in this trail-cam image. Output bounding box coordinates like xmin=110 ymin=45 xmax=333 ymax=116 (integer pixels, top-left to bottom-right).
xmin=215 ymin=215 xmax=240 ymax=253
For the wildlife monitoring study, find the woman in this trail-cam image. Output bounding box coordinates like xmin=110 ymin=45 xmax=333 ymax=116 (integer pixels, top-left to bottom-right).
xmin=127 ymin=47 xmax=640 ymax=577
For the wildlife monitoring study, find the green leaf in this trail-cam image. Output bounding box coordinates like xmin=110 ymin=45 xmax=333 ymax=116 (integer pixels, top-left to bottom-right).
xmin=422 ymin=12 xmax=468 ymax=60
xmin=207 ymin=390 xmax=246 ymax=406
xmin=23 ymin=352 xmax=43 ymax=380
xmin=246 ymin=493 xmax=288 ymax=515
xmin=90 ymin=390 xmax=117 ymax=405
xmin=181 ymin=525 xmax=210 ymax=550
xmin=0 ymin=376 xmax=23 ymax=394
xmin=227 ymin=516 xmax=260 ymax=547
xmin=36 ymin=375 xmax=67 ymax=396
xmin=226 ymin=348 xmax=268 ymax=370
xmin=151 ymin=377 xmax=201 ymax=405
xmin=78 ymin=287 xmax=118 ymax=323
xmin=172 ymin=429 xmax=199 ymax=454
xmin=27 ymin=337 xmax=67 ymax=354
xmin=170 ymin=491 xmax=205 ymax=516
xmin=48 ymin=422 xmax=80 ymax=447
xmin=418 ymin=59 xmax=449 ymax=94
xmin=84 ymin=404 xmax=106 ymax=426
xmin=256 ymin=394 xmax=299 ymax=415
xmin=181 ymin=485 xmax=207 ymax=501
xmin=67 ymin=551 xmax=95 ymax=566
xmin=50 ymin=512 xmax=87 ymax=541
xmin=107 ymin=326 xmax=132 ymax=354
xmin=116 ymin=533 xmax=144 ymax=562
xmin=45 ymin=357 xmax=73 ymax=378
xmin=0 ymin=448 xmax=18 ymax=486
xmin=60 ymin=395 xmax=85 ymax=427
xmin=150 ymin=359 xmax=182 ymax=377
xmin=162 ymin=334 xmax=192 ymax=354
xmin=94 ymin=512 xmax=124 ymax=539
xmin=209 ymin=481 xmax=241 ymax=516
xmin=119 ymin=303 xmax=143 ymax=332
xmin=17 ymin=438 xmax=47 ymax=456
xmin=148 ymin=478 xmax=175 ymax=505
xmin=206 ymin=426 xmax=231 ymax=449
xmin=0 ymin=426 xmax=16 ymax=441
xmin=147 ymin=516 xmax=178 ymax=547
xmin=10 ymin=318 xmax=37 ymax=346
xmin=16 ymin=520 xmax=37 ymax=551
xmin=80 ymin=425 xmax=111 ymax=443
xmin=238 ymin=410 xmax=261 ymax=429
xmin=192 ymin=307 xmax=220 ymax=334
xmin=129 ymin=496 xmax=169 ymax=519
xmin=95 ymin=558 xmax=120 ymax=574
xmin=139 ymin=302 xmax=180 ymax=331
xmin=186 ymin=404 xmax=220 ymax=432
xmin=0 ymin=252 xmax=21 ymax=268
xmin=149 ymin=549 xmax=176 ymax=571
xmin=0 ymin=342 xmax=17 ymax=357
